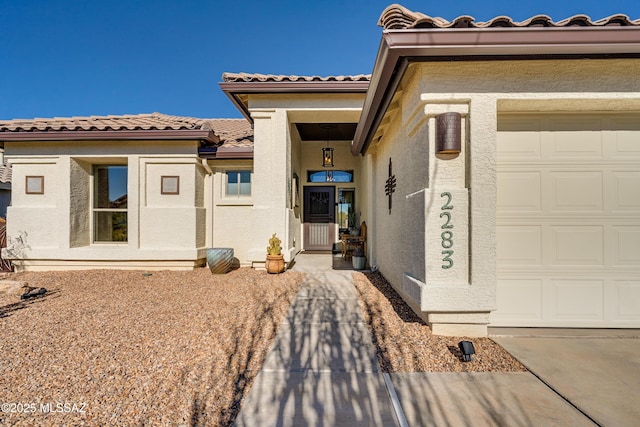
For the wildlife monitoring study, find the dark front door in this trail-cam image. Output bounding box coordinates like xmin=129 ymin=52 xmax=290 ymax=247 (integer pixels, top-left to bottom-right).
xmin=303 ymin=186 xmax=335 ymax=251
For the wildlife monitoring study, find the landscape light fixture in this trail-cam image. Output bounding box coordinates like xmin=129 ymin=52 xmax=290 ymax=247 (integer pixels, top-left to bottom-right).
xmin=321 ymin=124 xmax=335 ymax=168
xmin=458 ymin=340 xmax=476 ymax=362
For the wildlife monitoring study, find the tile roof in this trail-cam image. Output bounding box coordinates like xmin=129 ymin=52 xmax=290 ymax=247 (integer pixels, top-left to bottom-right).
xmin=0 ymin=113 xmax=253 ymax=150
xmin=222 ymin=72 xmax=371 ymax=83
xmin=379 ymin=4 xmax=640 ymax=30
xmin=203 ymin=119 xmax=253 ymax=148
xmin=0 ymin=163 xmax=11 ymax=184
xmin=0 ymin=112 xmax=212 ymax=132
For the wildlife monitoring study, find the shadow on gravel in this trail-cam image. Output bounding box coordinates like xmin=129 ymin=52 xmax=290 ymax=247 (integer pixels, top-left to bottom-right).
xmin=187 ymin=286 xmax=294 ymax=427
xmin=0 ymin=290 xmax=60 ymax=318
xmin=356 ymin=271 xmax=426 ymax=372
xmin=363 ymin=272 xmax=424 ymax=324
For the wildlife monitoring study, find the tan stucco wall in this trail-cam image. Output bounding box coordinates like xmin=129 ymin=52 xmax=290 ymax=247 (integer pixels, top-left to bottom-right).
xmin=208 ymin=159 xmax=254 ymax=266
xmin=370 ymin=58 xmax=640 ymax=336
xmin=4 ymin=140 xmax=208 ymax=270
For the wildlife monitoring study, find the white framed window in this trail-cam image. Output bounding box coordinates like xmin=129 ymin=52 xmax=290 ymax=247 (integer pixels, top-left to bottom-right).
xmin=225 ymin=170 xmax=251 ymax=197
xmin=93 ymin=165 xmax=128 ymax=242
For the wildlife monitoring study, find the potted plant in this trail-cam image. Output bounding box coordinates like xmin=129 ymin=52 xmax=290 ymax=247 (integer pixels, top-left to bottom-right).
xmin=352 ymin=246 xmax=366 ymax=270
xmin=348 ymin=211 xmax=360 ymax=236
xmin=266 ymin=233 xmax=285 ymax=274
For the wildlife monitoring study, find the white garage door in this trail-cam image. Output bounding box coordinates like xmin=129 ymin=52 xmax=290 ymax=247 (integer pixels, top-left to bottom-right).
xmin=492 ymin=114 xmax=640 ymax=327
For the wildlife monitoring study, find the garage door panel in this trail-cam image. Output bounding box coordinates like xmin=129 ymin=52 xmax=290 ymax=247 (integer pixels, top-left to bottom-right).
xmin=551 ymin=279 xmax=604 ymax=322
xmin=494 ymin=279 xmax=542 ymax=322
xmin=610 ymin=171 xmax=640 ymax=212
xmin=545 ymin=119 xmax=603 ymax=159
xmin=609 ymin=280 xmax=640 ymax=321
xmin=497 ymin=171 xmax=541 ymax=212
xmin=497 ymin=226 xmax=542 ymax=266
xmin=609 ymin=118 xmax=640 ymax=159
xmin=610 ymin=226 xmax=640 ymax=266
xmin=549 ymin=226 xmax=604 ymax=266
xmin=548 ymin=171 xmax=604 ymax=212
xmin=497 ymin=133 xmax=541 ymax=161
xmin=613 ymin=135 xmax=640 ymax=158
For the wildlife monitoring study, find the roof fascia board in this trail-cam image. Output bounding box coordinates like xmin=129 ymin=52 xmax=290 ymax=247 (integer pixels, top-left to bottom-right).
xmin=219 ymin=81 xmax=370 ymax=124
xmin=219 ymin=81 xmax=370 ymax=93
xmin=352 ymin=26 xmax=640 ymax=155
xmin=198 ymin=146 xmax=254 ymax=159
xmin=0 ymin=129 xmax=219 ymax=144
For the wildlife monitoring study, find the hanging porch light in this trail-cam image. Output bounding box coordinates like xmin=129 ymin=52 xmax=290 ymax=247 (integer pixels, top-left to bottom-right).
xmin=321 ymin=124 xmax=335 ymax=167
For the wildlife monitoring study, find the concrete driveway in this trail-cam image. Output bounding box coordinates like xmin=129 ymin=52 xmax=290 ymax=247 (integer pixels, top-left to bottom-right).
xmin=491 ymin=328 xmax=640 ymax=427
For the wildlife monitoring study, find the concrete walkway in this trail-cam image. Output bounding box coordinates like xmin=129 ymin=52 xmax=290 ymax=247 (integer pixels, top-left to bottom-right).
xmin=235 ymin=254 xmax=398 ymax=426
xmin=235 ymin=254 xmax=633 ymax=426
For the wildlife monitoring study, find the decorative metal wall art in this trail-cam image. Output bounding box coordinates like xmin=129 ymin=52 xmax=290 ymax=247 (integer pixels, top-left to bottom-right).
xmin=385 ymin=158 xmax=396 ymax=214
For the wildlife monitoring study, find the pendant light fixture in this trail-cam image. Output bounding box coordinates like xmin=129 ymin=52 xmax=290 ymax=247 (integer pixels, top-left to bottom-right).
xmin=321 ymin=124 xmax=334 ymax=168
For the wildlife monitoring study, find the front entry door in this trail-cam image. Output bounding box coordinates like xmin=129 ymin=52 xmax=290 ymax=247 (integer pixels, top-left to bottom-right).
xmin=303 ymin=186 xmax=335 ymax=251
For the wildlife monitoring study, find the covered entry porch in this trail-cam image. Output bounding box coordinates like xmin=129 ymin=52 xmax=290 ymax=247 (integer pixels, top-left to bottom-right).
xmin=219 ymin=72 xmax=372 ymax=269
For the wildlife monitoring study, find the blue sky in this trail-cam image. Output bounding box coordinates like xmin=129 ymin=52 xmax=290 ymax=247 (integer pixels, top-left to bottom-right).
xmin=2 ymin=0 xmax=639 ymax=120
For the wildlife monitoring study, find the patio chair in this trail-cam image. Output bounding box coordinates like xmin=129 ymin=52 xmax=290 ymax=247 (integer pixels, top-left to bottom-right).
xmin=342 ymin=221 xmax=366 ymax=260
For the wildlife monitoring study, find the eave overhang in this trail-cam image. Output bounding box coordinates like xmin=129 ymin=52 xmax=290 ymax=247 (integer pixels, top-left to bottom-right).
xmin=0 ymin=129 xmax=219 ymax=144
xmin=352 ymin=25 xmax=640 ymax=156
xmin=198 ymin=146 xmax=253 ymax=159
xmin=219 ymin=81 xmax=370 ymax=123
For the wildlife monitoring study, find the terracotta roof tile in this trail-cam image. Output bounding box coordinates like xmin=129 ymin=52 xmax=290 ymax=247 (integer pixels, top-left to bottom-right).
xmin=379 ymin=4 xmax=640 ymax=30
xmin=0 ymin=113 xmax=254 ymax=151
xmin=0 ymin=112 xmax=212 ymax=132
xmin=0 ymin=163 xmax=11 ymax=184
xmin=222 ymin=72 xmax=371 ymax=83
xmin=203 ymin=119 xmax=253 ymax=148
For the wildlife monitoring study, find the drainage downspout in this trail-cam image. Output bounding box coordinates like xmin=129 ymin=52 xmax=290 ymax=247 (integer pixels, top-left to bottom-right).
xmin=201 ymin=158 xmax=214 ymax=249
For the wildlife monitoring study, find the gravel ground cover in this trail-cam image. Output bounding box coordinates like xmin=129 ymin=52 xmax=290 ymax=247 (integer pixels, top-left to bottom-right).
xmin=353 ymin=272 xmax=527 ymax=373
xmin=0 ymin=268 xmax=302 ymax=426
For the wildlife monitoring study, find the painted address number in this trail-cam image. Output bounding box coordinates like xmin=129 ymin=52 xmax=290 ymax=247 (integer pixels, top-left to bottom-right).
xmin=440 ymin=192 xmax=454 ymax=269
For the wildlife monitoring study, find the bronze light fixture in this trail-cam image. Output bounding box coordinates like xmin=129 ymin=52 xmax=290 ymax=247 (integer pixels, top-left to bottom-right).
xmin=321 ymin=124 xmax=334 ymax=167
xmin=436 ymin=112 xmax=462 ymax=154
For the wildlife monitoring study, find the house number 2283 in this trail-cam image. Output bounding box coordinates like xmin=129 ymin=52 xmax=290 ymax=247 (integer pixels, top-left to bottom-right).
xmin=440 ymin=192 xmax=454 ymax=269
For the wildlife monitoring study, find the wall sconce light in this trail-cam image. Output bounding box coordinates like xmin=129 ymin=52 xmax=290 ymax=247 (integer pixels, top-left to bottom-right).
xmin=321 ymin=123 xmax=335 ymax=167
xmin=458 ymin=340 xmax=476 ymax=362
xmin=436 ymin=112 xmax=462 ymax=154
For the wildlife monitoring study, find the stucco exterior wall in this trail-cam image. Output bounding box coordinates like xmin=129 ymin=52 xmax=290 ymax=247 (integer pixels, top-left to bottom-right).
xmin=289 ymin=123 xmax=303 ymax=256
xmin=4 ymin=140 xmax=207 ymax=271
xmin=208 ymin=159 xmax=254 ymax=266
xmin=371 ymin=58 xmax=640 ymax=336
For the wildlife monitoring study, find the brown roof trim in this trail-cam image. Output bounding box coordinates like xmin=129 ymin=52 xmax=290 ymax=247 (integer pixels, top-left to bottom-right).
xmin=214 ymin=146 xmax=254 ymax=159
xmin=352 ymin=25 xmax=640 ymax=155
xmin=219 ymin=78 xmax=370 ymax=122
xmin=0 ymin=129 xmax=219 ymax=144
xmin=198 ymin=146 xmax=253 ymax=159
